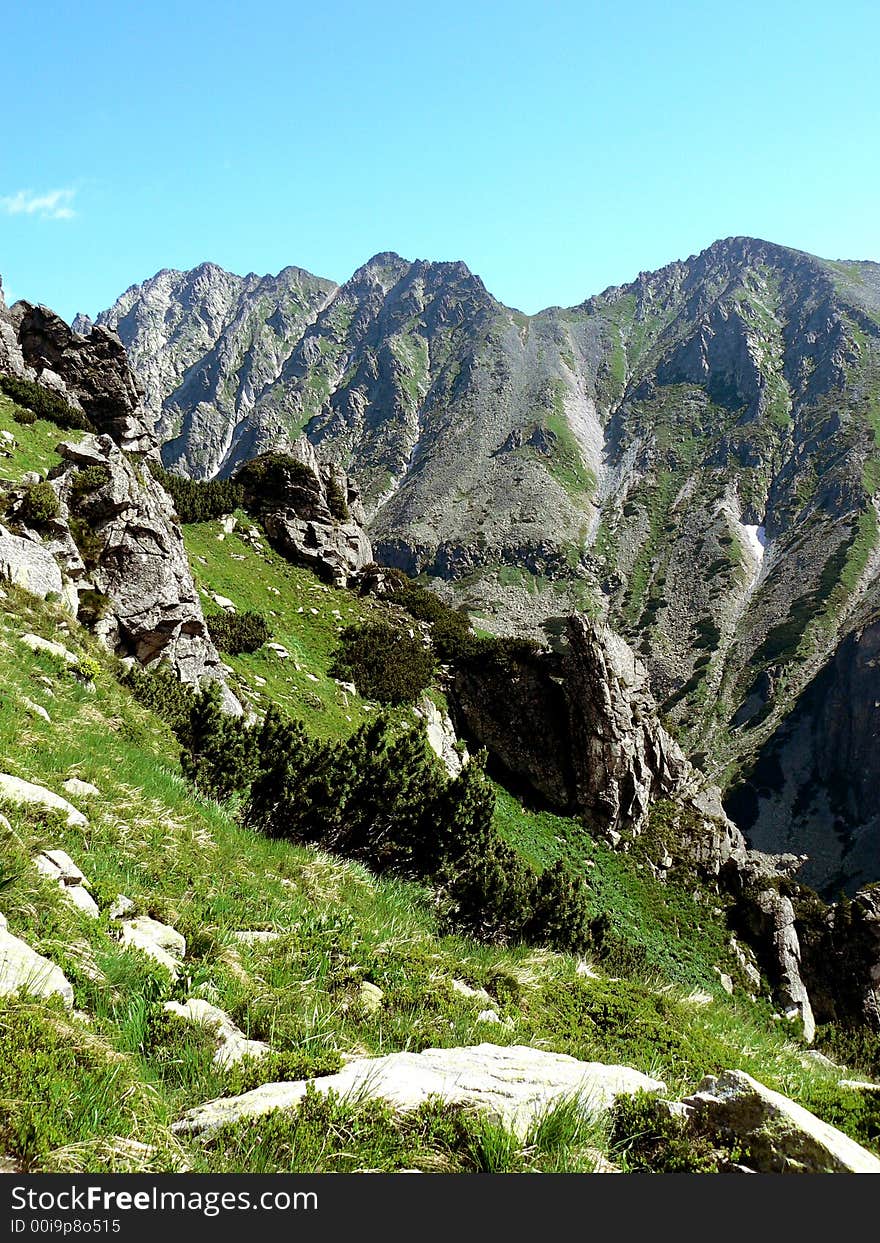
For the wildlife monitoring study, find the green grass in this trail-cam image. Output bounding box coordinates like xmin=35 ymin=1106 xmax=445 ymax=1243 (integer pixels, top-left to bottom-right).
xmin=0 ymin=394 xmax=84 ymax=480
xmin=0 ymin=506 xmax=877 ymax=1171
xmin=182 ymin=517 xmax=383 ymax=738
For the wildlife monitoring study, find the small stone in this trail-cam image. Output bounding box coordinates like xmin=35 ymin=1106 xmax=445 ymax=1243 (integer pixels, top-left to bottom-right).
xmin=477 ymin=1009 xmax=502 ymax=1024
xmin=109 ymin=894 xmax=135 ymax=920
xmin=359 ymin=981 xmax=384 ymax=1012
xmin=62 ymin=778 xmax=101 ymax=800
xmin=22 ymin=697 xmax=51 ymax=723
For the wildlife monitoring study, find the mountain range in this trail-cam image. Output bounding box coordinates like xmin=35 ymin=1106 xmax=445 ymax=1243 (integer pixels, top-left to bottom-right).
xmin=79 ymin=238 xmax=880 ymax=895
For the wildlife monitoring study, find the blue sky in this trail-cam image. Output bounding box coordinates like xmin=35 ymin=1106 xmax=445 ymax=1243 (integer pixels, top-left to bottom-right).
xmin=2 ymin=0 xmax=878 ymax=322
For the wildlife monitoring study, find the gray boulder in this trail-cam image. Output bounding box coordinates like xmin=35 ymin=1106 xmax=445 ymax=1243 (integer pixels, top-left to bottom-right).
xmin=10 ymin=301 xmax=156 ymax=453
xmin=682 ymin=1070 xmax=880 ymax=1173
xmin=0 ymin=912 xmax=74 ymax=1007
xmin=0 ymin=525 xmax=66 ymax=602
xmin=44 ymin=435 xmax=239 ymax=705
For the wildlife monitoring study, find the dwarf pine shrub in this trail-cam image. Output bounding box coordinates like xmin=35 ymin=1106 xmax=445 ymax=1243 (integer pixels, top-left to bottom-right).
xmin=206 ymin=610 xmax=270 ymax=655
xmin=0 ymin=375 xmax=94 ymax=431
xmin=20 ymin=480 xmax=60 ymax=526
xmin=330 ymin=619 xmax=436 ymax=704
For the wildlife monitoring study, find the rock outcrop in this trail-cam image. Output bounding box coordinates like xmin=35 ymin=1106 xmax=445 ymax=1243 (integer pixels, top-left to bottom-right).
xmin=454 ymin=615 xmax=746 ymax=876
xmin=9 ymin=302 xmax=156 ymax=453
xmin=173 ymin=1043 xmax=665 ymax=1138
xmin=682 ymin=1070 xmax=880 ymax=1173
xmin=797 ymin=882 xmax=880 ymax=1031
xmin=725 ymin=852 xmax=816 ymax=1042
xmin=12 ymin=435 xmax=237 ymax=702
xmin=0 ymin=525 xmax=68 ymax=604
xmin=234 ymin=442 xmax=372 ymax=588
xmin=0 ymin=913 xmax=74 ymax=1007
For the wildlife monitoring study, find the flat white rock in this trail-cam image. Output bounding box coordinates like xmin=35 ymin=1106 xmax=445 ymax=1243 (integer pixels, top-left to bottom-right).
xmin=0 ymin=774 xmax=87 ymax=827
xmin=173 ymin=1043 xmax=665 ymax=1138
xmin=62 ymin=778 xmax=101 ymax=800
xmin=119 ymin=917 xmax=185 ymax=978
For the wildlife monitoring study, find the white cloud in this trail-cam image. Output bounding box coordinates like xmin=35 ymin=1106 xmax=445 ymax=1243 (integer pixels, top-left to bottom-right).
xmin=0 ymin=188 xmax=77 ymax=220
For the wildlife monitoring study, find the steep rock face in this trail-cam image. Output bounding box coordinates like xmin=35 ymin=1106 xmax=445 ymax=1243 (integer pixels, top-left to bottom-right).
xmin=725 ymin=612 xmax=880 ymax=894
xmin=10 ymin=302 xmax=156 ymax=452
xmin=235 ymin=440 xmax=372 ymax=588
xmin=41 ymin=436 xmax=236 ymax=700
xmin=798 ymin=883 xmax=880 ymax=1030
xmin=0 ymin=280 xmax=29 ymax=377
xmin=454 ymin=615 xmax=746 ymax=876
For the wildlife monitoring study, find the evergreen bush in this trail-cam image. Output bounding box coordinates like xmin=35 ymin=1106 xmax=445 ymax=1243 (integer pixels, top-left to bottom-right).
xmin=206 ymin=610 xmax=271 ymax=655
xmin=330 ymin=620 xmax=436 ymax=704
xmin=147 ymin=460 xmax=244 ymax=524
xmin=0 ymin=375 xmax=95 ymax=431
xmin=20 ymin=481 xmax=60 ymax=526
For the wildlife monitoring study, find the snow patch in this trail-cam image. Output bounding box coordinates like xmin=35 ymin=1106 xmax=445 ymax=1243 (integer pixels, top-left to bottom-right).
xmin=740 ymin=523 xmax=767 ymax=566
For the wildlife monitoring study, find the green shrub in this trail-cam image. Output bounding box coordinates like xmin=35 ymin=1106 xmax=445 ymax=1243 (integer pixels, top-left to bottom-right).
xmin=244 ymin=712 xmax=591 ymax=953
xmin=609 ymin=1091 xmax=721 ymax=1172
xmin=147 ymin=460 xmax=244 ymax=524
xmin=11 ymin=405 xmax=36 ymax=425
xmin=0 ymin=375 xmax=94 ymax=431
xmin=69 ymin=464 xmax=111 ymax=506
xmin=0 ymin=1000 xmax=144 ymax=1166
xmin=176 ymin=681 xmax=259 ymax=801
xmin=234 ymin=453 xmax=320 ymax=513
xmin=330 ymin=620 xmax=436 ymax=704
xmin=77 ymin=589 xmax=113 ymax=627
xmin=120 ymin=666 xmax=195 ymax=733
xmin=206 ymin=610 xmax=270 ymax=655
xmin=221 ymin=1049 xmax=342 ymax=1096
xmin=20 ymin=481 xmax=60 ymax=526
xmin=326 ymin=474 xmax=350 ymax=521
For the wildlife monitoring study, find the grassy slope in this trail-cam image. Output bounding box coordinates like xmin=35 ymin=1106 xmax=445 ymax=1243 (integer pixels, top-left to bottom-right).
xmin=0 ymin=420 xmax=877 ymax=1171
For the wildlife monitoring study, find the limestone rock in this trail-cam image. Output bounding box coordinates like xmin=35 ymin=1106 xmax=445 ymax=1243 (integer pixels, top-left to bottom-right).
xmin=22 ymin=697 xmax=51 ymax=723
xmin=62 ymin=778 xmax=101 ymax=800
xmin=34 ymin=848 xmax=100 ymax=918
xmin=236 ymin=445 xmax=372 ymax=589
xmin=358 ymin=981 xmax=384 ymax=1012
xmin=0 ymin=774 xmax=87 ymax=827
xmin=173 ymin=1043 xmax=665 ymax=1138
xmin=454 ymin=614 xmax=746 ymax=876
xmin=10 ymin=301 xmax=156 ymax=452
xmin=415 ymin=696 xmax=467 ymax=778
xmin=682 ymin=1070 xmax=880 ymax=1173
xmin=728 ymin=853 xmax=816 ymax=1043
xmin=44 ymin=435 xmax=240 ymax=709
xmin=0 ymin=527 xmax=65 ymax=601
xmin=119 ymin=916 xmax=185 ymax=978
xmin=19 ymin=633 xmax=78 ymax=665
xmin=0 ymin=913 xmax=74 ymax=1007
xmin=163 ymin=999 xmax=270 ymax=1069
